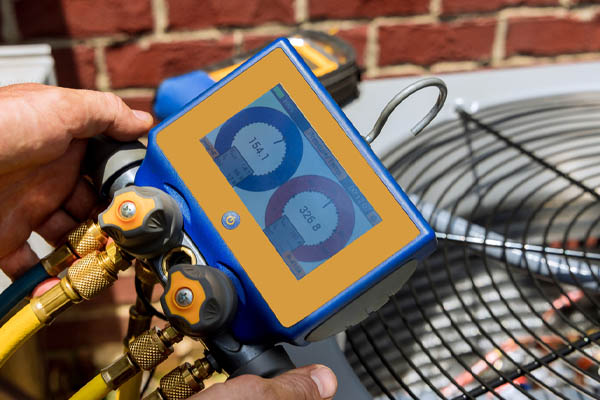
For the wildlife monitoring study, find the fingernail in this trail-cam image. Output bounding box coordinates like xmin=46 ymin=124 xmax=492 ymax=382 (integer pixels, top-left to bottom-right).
xmin=310 ymin=366 xmax=337 ymax=398
xmin=133 ymin=109 xmax=153 ymax=124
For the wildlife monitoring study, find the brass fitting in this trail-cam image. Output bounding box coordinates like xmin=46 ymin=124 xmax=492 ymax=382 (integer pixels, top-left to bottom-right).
xmin=31 ymin=243 xmax=131 ymax=324
xmin=66 ymin=242 xmax=129 ymax=300
xmin=39 ymin=220 xmax=108 ymax=277
xmin=135 ymin=260 xmax=158 ymax=286
xmin=100 ymin=353 xmax=138 ymax=389
xmin=144 ymin=358 xmax=214 ymax=400
xmin=143 ymin=391 xmax=165 ymax=400
xmin=40 ymin=244 xmax=77 ymax=277
xmin=124 ymin=262 xmax=157 ymax=344
xmin=30 ymin=278 xmax=81 ymax=324
xmin=129 ymin=326 xmax=183 ymax=370
xmin=66 ymin=220 xmax=108 ymax=257
xmin=101 ymin=325 xmax=183 ymax=390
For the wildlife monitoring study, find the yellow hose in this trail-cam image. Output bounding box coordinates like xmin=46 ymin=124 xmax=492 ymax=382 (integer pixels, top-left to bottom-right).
xmin=116 ymin=372 xmax=142 ymax=400
xmin=69 ymin=373 xmax=111 ymax=400
xmin=0 ymin=304 xmax=43 ymax=368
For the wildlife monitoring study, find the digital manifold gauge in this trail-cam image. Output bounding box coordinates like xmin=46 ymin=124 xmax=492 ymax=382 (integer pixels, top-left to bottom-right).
xmin=111 ymin=39 xmax=436 ymax=347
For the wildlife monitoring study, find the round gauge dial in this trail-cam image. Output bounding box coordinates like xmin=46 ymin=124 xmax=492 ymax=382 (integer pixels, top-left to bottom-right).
xmin=284 ymin=191 xmax=338 ymax=246
xmin=265 ymin=175 xmax=355 ymax=262
xmin=214 ymin=106 xmax=303 ymax=192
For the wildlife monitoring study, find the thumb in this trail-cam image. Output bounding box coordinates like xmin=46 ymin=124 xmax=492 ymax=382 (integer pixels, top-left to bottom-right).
xmin=194 ymin=365 xmax=337 ymax=400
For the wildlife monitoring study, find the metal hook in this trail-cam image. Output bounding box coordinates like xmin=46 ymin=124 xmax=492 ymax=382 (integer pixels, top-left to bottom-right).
xmin=364 ymin=77 xmax=448 ymax=144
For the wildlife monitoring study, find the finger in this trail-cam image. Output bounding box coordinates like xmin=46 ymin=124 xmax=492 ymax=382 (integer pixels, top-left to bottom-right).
xmin=62 ymin=178 xmax=99 ymax=222
xmin=0 ymin=84 xmax=153 ymax=173
xmin=35 ymin=209 xmax=78 ymax=246
xmin=0 ymin=242 xmax=39 ymax=280
xmin=194 ymin=365 xmax=337 ymax=400
xmin=67 ymin=89 xmax=154 ymax=140
xmin=32 ymin=277 xmax=60 ymax=297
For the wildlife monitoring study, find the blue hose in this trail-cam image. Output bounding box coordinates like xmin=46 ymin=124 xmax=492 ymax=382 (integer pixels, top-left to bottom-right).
xmin=0 ymin=263 xmax=49 ymax=320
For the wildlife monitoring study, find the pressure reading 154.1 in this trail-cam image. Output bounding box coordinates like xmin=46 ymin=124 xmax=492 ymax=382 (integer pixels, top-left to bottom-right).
xmin=213 ymin=107 xmax=303 ymax=192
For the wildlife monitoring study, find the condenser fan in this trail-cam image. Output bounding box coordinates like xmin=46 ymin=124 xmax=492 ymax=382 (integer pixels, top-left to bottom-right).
xmin=345 ymin=92 xmax=600 ymax=399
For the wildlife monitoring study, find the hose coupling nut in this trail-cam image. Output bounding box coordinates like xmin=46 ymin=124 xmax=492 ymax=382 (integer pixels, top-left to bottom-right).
xmin=31 ymin=278 xmax=81 ymax=324
xmin=143 ymin=358 xmax=214 ymax=400
xmin=128 ymin=325 xmax=183 ymax=371
xmin=67 ymin=220 xmax=108 ymax=257
xmin=66 ymin=243 xmax=129 ymax=300
xmin=100 ymin=325 xmax=183 ymax=391
xmin=135 ymin=260 xmax=158 ymax=286
xmin=40 ymin=244 xmax=77 ymax=277
xmin=103 ymin=241 xmax=130 ymax=273
xmin=39 ymin=220 xmax=108 ymax=277
xmin=159 ymin=325 xmax=184 ymax=346
xmin=100 ymin=354 xmax=138 ymax=389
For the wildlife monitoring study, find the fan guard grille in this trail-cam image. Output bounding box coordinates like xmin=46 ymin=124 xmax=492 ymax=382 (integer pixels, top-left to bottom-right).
xmin=344 ymin=93 xmax=600 ymax=400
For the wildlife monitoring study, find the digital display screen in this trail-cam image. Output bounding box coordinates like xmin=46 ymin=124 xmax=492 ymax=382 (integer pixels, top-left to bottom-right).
xmin=201 ymin=84 xmax=381 ymax=279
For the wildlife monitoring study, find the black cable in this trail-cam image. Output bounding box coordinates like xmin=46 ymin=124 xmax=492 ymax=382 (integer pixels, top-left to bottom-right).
xmin=141 ymin=368 xmax=156 ymax=397
xmin=134 ymin=277 xmax=167 ymax=321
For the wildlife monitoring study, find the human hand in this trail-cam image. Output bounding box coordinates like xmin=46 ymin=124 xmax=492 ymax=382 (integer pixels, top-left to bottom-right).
xmin=0 ymin=83 xmax=153 ymax=279
xmin=190 ymin=364 xmax=337 ymax=400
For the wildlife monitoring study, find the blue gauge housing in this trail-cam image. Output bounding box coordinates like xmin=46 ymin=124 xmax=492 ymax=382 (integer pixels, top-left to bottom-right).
xmin=135 ymin=38 xmax=436 ymax=346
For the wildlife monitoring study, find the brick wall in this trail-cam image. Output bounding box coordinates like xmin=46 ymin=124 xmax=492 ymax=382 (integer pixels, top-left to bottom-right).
xmin=2 ymin=0 xmax=600 ymax=115
xmin=1 ymin=0 xmax=600 ymax=396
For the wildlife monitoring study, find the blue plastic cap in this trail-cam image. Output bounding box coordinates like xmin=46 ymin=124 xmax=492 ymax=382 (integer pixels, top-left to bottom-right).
xmin=153 ymin=70 xmax=216 ymax=121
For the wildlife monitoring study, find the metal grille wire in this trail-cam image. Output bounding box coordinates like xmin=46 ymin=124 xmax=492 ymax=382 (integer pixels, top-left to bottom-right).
xmin=344 ymin=93 xmax=600 ymax=400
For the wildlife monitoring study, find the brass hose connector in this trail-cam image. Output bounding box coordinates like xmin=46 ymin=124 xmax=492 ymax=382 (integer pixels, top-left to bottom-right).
xmin=100 ymin=325 xmax=184 ymax=390
xmin=135 ymin=261 xmax=159 ymax=287
xmin=40 ymin=220 xmax=108 ymax=277
xmin=30 ymin=278 xmax=81 ymax=324
xmin=66 ymin=220 xmax=108 ymax=257
xmin=124 ymin=262 xmax=157 ymax=345
xmin=39 ymin=245 xmax=77 ymax=277
xmin=143 ymin=358 xmax=214 ymax=400
xmin=66 ymin=242 xmax=128 ymax=300
xmin=31 ymin=242 xmax=130 ymax=324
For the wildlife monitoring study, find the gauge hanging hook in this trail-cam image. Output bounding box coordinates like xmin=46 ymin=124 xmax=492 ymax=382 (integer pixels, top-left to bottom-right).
xmin=364 ymin=77 xmax=447 ymax=144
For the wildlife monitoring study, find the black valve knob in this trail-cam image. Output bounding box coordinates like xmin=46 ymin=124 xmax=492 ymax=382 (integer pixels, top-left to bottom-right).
xmin=99 ymin=186 xmax=183 ymax=258
xmin=161 ymin=264 xmax=237 ymax=338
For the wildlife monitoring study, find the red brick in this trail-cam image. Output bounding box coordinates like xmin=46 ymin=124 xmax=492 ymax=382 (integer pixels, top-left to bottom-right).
xmin=506 ymin=16 xmax=600 ymax=56
xmin=168 ymin=0 xmax=294 ymax=30
xmin=44 ymin=314 xmax=168 ymax=349
xmin=52 ymin=46 xmax=96 ymax=89
xmin=106 ymin=38 xmax=235 ymax=89
xmin=43 ymin=316 xmax=128 ymax=349
xmin=242 ymin=27 xmax=367 ymax=67
xmin=122 ymin=96 xmax=156 ymax=115
xmin=309 ymin=0 xmax=429 ymax=20
xmin=15 ymin=0 xmax=152 ymax=39
xmin=442 ymin=0 xmax=556 ymax=15
xmin=242 ymin=34 xmax=287 ymax=52
xmin=334 ymin=26 xmax=368 ymax=67
xmin=378 ymin=19 xmax=496 ymax=66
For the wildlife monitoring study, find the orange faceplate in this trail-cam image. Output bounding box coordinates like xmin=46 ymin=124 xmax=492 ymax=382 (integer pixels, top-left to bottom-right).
xmin=157 ymin=48 xmax=420 ymax=327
